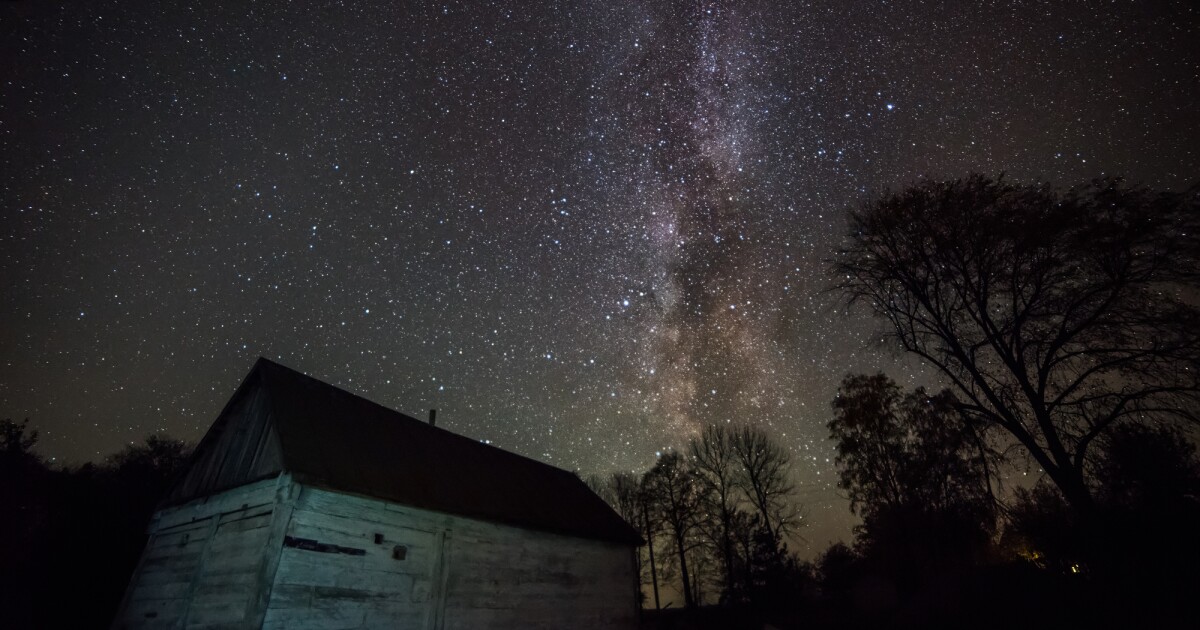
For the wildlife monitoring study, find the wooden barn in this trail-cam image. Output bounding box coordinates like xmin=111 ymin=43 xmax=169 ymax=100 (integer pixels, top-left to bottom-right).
xmin=112 ymin=358 xmax=642 ymax=630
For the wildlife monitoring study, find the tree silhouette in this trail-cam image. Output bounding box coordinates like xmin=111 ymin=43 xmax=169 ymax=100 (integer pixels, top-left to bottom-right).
xmin=50 ymin=435 xmax=191 ymax=627
xmin=0 ymin=429 xmax=192 ymax=629
xmin=1 ymin=418 xmax=39 ymax=461
xmin=1090 ymin=423 xmax=1200 ymax=596
xmin=1007 ymin=421 xmax=1200 ymax=600
xmin=830 ymin=374 xmax=992 ymax=523
xmin=731 ymin=424 xmax=797 ymax=541
xmin=817 ymin=542 xmax=861 ymax=596
xmin=1093 ymin=423 xmax=1200 ymax=510
xmin=1004 ymin=481 xmax=1083 ymax=575
xmin=829 ymin=374 xmax=994 ymax=585
xmin=642 ymin=452 xmax=706 ymax=608
xmin=0 ymin=420 xmax=50 ymax=629
xmin=687 ymin=424 xmax=743 ymax=600
xmin=834 ymin=175 xmax=1200 ymax=515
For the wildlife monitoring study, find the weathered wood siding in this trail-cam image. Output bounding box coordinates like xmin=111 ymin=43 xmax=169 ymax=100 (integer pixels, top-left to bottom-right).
xmin=266 ymin=486 xmax=637 ymax=630
xmin=113 ymin=476 xmax=294 ymax=629
xmin=263 ymin=505 xmax=439 ymax=628
xmin=441 ymin=512 xmax=635 ymax=630
xmin=165 ymin=374 xmax=284 ymax=505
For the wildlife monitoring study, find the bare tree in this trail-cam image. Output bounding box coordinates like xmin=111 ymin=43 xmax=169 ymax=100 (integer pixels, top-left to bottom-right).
xmin=688 ymin=424 xmax=742 ymax=598
xmin=642 ymin=452 xmax=706 ymax=608
xmin=731 ymin=425 xmax=797 ymax=540
xmin=834 ymin=175 xmax=1200 ymax=514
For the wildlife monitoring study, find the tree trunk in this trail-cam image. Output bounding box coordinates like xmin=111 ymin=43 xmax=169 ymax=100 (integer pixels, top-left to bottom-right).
xmin=676 ymin=530 xmax=695 ymax=609
xmin=644 ymin=503 xmax=660 ymax=610
xmin=1046 ymin=463 xmax=1096 ymax=518
xmin=722 ymin=526 xmax=736 ymax=602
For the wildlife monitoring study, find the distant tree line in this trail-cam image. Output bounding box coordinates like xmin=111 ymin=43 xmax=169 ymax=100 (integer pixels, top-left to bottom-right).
xmin=589 ymin=423 xmax=811 ymax=615
xmin=817 ymin=371 xmax=1200 ymax=628
xmin=0 ymin=419 xmax=191 ymax=629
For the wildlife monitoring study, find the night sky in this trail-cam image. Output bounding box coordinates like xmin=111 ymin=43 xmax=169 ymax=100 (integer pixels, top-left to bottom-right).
xmin=2 ymin=1 xmax=1197 ymax=550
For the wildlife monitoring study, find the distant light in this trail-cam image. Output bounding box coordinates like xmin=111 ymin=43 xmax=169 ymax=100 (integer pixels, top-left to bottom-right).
xmin=886 ymin=103 xmax=895 ymax=111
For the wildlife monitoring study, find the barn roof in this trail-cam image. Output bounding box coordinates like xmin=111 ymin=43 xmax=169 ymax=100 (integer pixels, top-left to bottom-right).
xmin=166 ymin=358 xmax=642 ymax=546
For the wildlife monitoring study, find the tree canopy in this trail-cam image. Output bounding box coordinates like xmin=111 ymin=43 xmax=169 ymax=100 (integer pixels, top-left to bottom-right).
xmin=829 ymin=373 xmax=992 ymax=524
xmin=829 ymin=373 xmax=995 ymax=582
xmin=833 ymin=174 xmax=1200 ymax=513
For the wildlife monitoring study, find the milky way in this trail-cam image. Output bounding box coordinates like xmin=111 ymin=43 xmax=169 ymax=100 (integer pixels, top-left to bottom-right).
xmin=2 ymin=0 xmax=1197 ymax=549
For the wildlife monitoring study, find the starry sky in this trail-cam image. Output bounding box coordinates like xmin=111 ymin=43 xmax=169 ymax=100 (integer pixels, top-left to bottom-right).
xmin=2 ymin=0 xmax=1197 ymax=550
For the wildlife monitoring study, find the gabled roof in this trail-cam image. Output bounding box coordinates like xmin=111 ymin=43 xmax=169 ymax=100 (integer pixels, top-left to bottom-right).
xmin=166 ymin=358 xmax=642 ymax=546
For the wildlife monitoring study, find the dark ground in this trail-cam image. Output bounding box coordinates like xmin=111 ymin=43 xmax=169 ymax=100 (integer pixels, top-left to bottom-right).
xmin=637 ymin=563 xmax=1198 ymax=630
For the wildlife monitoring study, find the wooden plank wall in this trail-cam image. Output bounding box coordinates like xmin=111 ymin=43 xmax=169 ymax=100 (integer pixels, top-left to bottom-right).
xmin=441 ymin=515 xmax=635 ymax=630
xmin=112 ymin=477 xmax=292 ymax=629
xmin=264 ymin=487 xmax=637 ymax=630
xmin=165 ymin=378 xmax=284 ymax=505
xmin=263 ymin=490 xmax=440 ymax=629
